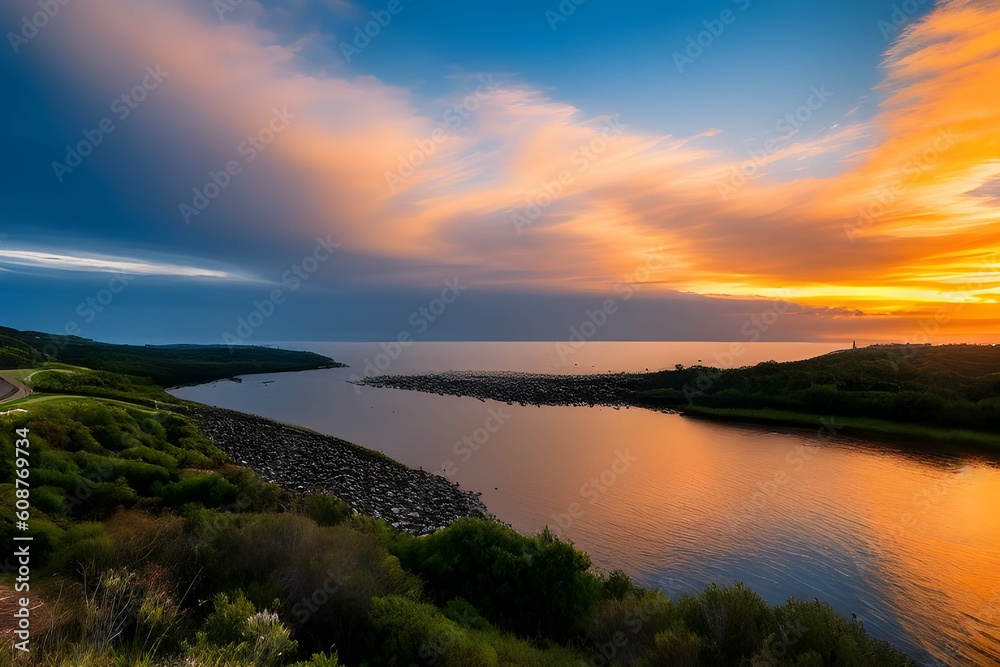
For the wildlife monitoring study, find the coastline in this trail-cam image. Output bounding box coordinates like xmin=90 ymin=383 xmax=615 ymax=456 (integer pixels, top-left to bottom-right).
xmin=0 ymin=348 xmax=939 ymax=664
xmin=163 ymin=361 xmax=347 ymax=391
xmin=673 ymin=405 xmax=1000 ymax=451
xmin=359 ymin=368 xmax=1000 ymax=452
xmin=187 ymin=403 xmax=491 ymax=534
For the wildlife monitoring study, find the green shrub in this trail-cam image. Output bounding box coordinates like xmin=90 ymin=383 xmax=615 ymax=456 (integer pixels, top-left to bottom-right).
xmin=201 ymin=591 xmax=263 ymax=645
xmin=34 ymin=485 xmax=70 ymax=515
xmin=602 ymin=568 xmax=641 ymax=600
xmin=24 ymin=415 xmax=72 ymax=448
xmin=0 ymin=515 xmax=64 ymax=566
xmin=369 ymin=595 xmax=499 ymax=667
xmin=109 ymin=459 xmax=172 ymax=495
xmin=302 ymin=492 xmax=353 ymax=526
xmin=51 ymin=511 xmax=197 ymax=591
xmin=160 ymin=473 xmax=239 ymax=510
xmin=585 ymin=588 xmax=676 ymax=663
xmin=643 ymin=622 xmax=707 ymax=666
xmin=49 ymin=521 xmax=110 ymax=572
xmin=774 ymin=598 xmax=914 ymax=667
xmin=196 ymin=513 xmax=421 ymax=659
xmin=217 ymin=466 xmax=284 ymax=512
xmin=32 ymin=467 xmax=82 ymax=494
xmin=38 ymin=447 xmax=79 ymax=474
xmin=442 ymin=597 xmax=490 ymax=631
xmin=289 ymin=652 xmax=341 ymax=667
xmin=370 ymin=595 xmax=588 ymax=667
xmin=398 ymin=518 xmax=601 ymax=642
xmin=792 ymin=651 xmax=825 ymax=667
xmin=86 ymin=479 xmax=140 ymax=518
xmin=695 ymin=582 xmax=778 ymax=663
xmin=120 ymin=445 xmax=178 ymax=470
xmin=185 ymin=592 xmax=297 ymax=667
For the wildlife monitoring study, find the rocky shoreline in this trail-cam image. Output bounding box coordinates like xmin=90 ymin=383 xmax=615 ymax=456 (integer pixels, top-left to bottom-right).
xmin=358 ymin=370 xmax=649 ymax=408
xmin=190 ymin=405 xmax=490 ymax=535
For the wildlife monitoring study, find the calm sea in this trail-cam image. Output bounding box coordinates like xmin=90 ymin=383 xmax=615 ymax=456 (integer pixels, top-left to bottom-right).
xmin=170 ymin=342 xmax=1000 ymax=666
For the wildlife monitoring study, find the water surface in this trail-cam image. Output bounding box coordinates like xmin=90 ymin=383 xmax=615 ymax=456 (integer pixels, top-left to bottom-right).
xmin=171 ymin=342 xmax=1000 ymax=666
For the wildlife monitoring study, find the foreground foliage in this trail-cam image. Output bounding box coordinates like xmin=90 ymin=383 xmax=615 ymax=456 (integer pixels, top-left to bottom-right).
xmin=0 ymin=376 xmax=916 ymax=666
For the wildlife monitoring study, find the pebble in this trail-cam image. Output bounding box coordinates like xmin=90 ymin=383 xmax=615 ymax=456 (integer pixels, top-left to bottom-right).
xmin=190 ymin=406 xmax=491 ymax=536
xmin=359 ymin=370 xmax=647 ymax=407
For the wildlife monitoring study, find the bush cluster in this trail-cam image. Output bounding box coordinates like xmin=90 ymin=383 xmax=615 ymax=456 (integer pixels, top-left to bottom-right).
xmin=1 ymin=387 xmax=917 ymax=666
xmin=639 ymin=344 xmax=1000 ymax=432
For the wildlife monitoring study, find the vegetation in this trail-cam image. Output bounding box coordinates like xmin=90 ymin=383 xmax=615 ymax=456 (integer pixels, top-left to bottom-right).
xmin=23 ymin=367 xmax=177 ymax=406
xmin=0 ymin=332 xmax=46 ymax=370
xmin=0 ymin=359 xmax=917 ymax=665
xmin=0 ymin=325 xmax=341 ymax=387
xmin=638 ymin=344 xmax=1000 ymax=440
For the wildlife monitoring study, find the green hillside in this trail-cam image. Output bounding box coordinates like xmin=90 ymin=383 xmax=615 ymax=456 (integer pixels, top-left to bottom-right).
xmin=637 ymin=344 xmax=1000 ymax=433
xmin=0 ymin=356 xmax=916 ymax=666
xmin=0 ymin=325 xmax=341 ymax=386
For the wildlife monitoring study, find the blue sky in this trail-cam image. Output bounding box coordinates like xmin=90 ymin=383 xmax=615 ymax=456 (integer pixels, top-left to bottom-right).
xmin=6 ymin=0 xmax=997 ymax=345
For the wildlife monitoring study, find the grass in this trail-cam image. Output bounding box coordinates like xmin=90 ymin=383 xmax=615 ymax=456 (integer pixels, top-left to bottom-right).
xmin=0 ymin=324 xmax=342 ymax=387
xmin=4 ymin=363 xmax=91 ymax=382
xmin=0 ymin=356 xmax=921 ymax=666
xmin=2 ymin=394 xmax=176 ymax=414
xmin=678 ymin=405 xmax=1000 ymax=449
xmin=635 ymin=344 xmax=1000 ymax=439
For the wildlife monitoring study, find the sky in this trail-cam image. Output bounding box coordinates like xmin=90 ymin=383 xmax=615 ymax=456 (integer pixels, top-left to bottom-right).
xmin=1 ymin=0 xmax=998 ymax=344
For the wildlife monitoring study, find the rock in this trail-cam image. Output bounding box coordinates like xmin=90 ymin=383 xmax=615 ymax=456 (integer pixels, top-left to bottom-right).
xmin=190 ymin=405 xmax=491 ymax=536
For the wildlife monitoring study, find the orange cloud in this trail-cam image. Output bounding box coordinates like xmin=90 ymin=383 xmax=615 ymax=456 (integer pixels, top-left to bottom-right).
xmin=16 ymin=0 xmax=1000 ymax=339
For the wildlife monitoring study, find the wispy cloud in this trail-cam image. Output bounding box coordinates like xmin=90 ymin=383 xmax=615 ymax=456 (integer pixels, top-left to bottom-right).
xmin=7 ymin=0 xmax=999 ymax=337
xmin=0 ymin=248 xmax=238 ymax=279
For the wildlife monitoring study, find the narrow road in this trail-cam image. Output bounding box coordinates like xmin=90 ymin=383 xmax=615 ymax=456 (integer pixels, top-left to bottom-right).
xmin=0 ymin=375 xmax=31 ymax=404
